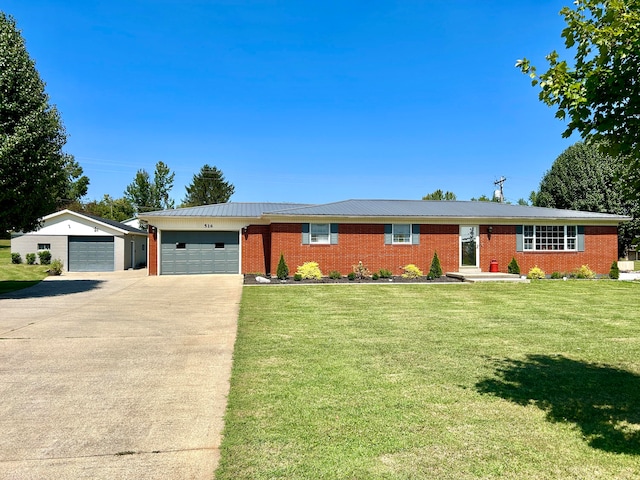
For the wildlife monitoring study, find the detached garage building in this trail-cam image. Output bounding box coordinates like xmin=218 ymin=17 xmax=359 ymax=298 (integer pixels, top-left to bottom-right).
xmin=11 ymin=210 xmax=147 ymax=272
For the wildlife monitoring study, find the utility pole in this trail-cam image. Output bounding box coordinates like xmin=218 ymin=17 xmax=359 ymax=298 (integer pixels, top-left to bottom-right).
xmin=493 ymin=176 xmax=506 ymax=203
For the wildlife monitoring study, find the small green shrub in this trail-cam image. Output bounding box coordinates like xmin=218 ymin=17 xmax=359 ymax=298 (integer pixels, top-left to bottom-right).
xmin=49 ymin=258 xmax=63 ymax=276
xmin=527 ymin=265 xmax=545 ymax=280
xmin=507 ymin=257 xmax=520 ymax=275
xmin=293 ymin=273 xmax=302 ymax=281
xmin=276 ymin=253 xmax=289 ymax=280
xmin=550 ymin=271 xmax=563 ymax=279
xmin=402 ymin=264 xmax=423 ymax=279
xmin=328 ymin=270 xmax=342 ymax=280
xmin=428 ymin=251 xmax=442 ymax=278
xmin=352 ymin=261 xmax=371 ymax=279
xmin=347 ymin=272 xmax=356 ymax=281
xmin=609 ymin=261 xmax=620 ymax=280
xmin=574 ymin=264 xmax=595 ymax=279
xmin=372 ymin=272 xmax=379 ymax=280
xmin=296 ymin=261 xmax=322 ymax=280
xmin=26 ymin=253 xmax=36 ymax=265
xmin=38 ymin=250 xmax=51 ymax=265
xmin=378 ymin=268 xmax=392 ymax=279
xmin=11 ymin=252 xmax=22 ymax=264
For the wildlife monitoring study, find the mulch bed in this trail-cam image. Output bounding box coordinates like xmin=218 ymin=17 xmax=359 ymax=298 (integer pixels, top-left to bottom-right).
xmin=243 ymin=274 xmax=463 ymax=285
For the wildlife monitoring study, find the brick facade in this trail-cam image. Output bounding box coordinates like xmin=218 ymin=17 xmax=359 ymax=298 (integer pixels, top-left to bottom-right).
xmin=248 ymin=223 xmax=618 ymax=276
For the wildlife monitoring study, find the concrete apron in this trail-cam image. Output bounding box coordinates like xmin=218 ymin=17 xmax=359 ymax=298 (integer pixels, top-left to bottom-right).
xmin=0 ymin=270 xmax=243 ymax=480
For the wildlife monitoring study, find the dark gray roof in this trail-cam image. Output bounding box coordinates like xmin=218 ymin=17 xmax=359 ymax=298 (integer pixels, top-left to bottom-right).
xmin=265 ymin=199 xmax=630 ymax=221
xmin=139 ymin=202 xmax=311 ymax=218
xmin=80 ymin=212 xmax=146 ymax=233
xmin=137 ymin=199 xmax=631 ymax=222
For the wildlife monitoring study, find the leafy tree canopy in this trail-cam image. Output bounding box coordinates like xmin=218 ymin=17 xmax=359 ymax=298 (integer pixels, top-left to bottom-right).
xmin=533 ymin=141 xmax=640 ymax=256
xmin=0 ymin=12 xmax=85 ymax=232
xmin=73 ymin=195 xmax=135 ymax=223
xmin=422 ymin=189 xmax=457 ymax=201
xmin=516 ymin=0 xmax=640 ymax=190
xmin=124 ymin=161 xmax=175 ymax=212
xmin=181 ymin=164 xmax=234 ymax=207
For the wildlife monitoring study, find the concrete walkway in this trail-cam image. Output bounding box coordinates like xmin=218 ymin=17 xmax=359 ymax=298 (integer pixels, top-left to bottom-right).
xmin=0 ymin=270 xmax=243 ymax=479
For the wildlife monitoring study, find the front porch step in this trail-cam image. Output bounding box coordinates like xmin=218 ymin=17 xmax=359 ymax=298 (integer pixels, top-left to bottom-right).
xmin=446 ymin=272 xmax=530 ymax=283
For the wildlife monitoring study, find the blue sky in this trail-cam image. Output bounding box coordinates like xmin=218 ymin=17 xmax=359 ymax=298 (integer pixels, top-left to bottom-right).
xmin=5 ymin=1 xmax=576 ymax=205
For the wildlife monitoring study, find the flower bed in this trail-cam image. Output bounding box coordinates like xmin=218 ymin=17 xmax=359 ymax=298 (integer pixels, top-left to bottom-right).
xmin=243 ymin=274 xmax=462 ymax=285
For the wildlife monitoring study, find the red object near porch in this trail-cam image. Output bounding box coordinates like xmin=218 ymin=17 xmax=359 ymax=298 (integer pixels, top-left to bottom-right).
xmin=489 ymin=259 xmax=499 ymax=272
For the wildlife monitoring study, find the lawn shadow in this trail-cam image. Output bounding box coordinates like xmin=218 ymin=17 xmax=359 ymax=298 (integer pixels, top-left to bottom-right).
xmin=476 ymin=354 xmax=640 ymax=455
xmin=0 ymin=279 xmax=104 ymax=299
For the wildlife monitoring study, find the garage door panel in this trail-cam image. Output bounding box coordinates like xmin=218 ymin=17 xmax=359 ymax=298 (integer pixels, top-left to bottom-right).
xmin=69 ymin=236 xmax=114 ymax=272
xmin=161 ymin=231 xmax=239 ymax=275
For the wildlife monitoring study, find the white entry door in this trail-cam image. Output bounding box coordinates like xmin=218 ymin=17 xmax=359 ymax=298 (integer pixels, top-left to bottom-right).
xmin=460 ymin=225 xmax=480 ymax=269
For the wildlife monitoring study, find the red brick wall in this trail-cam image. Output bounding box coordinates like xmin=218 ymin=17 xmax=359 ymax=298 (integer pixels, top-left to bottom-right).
xmin=241 ymin=225 xmax=271 ymax=274
xmin=239 ymin=222 xmax=619 ymax=276
xmin=480 ymin=225 xmax=618 ymax=275
xmin=148 ymin=227 xmax=158 ymax=275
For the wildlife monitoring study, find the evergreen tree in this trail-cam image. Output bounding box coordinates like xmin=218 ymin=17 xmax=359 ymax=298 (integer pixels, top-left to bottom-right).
xmin=428 ymin=251 xmax=442 ymax=278
xmin=0 ymin=13 xmax=80 ymax=232
xmin=276 ymin=253 xmax=289 ymax=280
xmin=182 ymin=165 xmax=234 ymax=207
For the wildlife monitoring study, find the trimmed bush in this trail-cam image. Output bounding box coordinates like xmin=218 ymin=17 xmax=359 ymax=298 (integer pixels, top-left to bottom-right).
xmin=11 ymin=252 xmax=22 ymax=264
xmin=428 ymin=251 xmax=443 ymax=278
xmin=276 ymin=253 xmax=289 ymax=280
xmin=26 ymin=253 xmax=36 ymax=265
xmin=378 ymin=269 xmax=392 ymax=279
xmin=574 ymin=264 xmax=595 ymax=279
xmin=49 ymin=258 xmax=63 ymax=276
xmin=527 ymin=265 xmax=545 ymax=280
xmin=296 ymin=261 xmax=322 ymax=280
xmin=402 ymin=264 xmax=423 ymax=279
xmin=293 ymin=273 xmax=302 ymax=281
xmin=609 ymin=261 xmax=620 ymax=280
xmin=328 ymin=270 xmax=341 ymax=280
xmin=347 ymin=272 xmax=356 ymax=281
xmin=38 ymin=250 xmax=51 ymax=265
xmin=372 ymin=272 xmax=379 ymax=280
xmin=507 ymin=257 xmax=520 ymax=275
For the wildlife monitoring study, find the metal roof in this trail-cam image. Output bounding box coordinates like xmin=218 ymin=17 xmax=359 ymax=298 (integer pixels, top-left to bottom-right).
xmin=139 ymin=202 xmax=311 ymax=218
xmin=81 ymin=212 xmax=146 ymax=233
xmin=265 ymin=199 xmax=631 ymax=221
xmin=137 ymin=200 xmax=631 ymax=222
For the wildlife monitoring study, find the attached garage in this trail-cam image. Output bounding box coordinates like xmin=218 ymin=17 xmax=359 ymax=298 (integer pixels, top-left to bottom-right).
xmin=68 ymin=236 xmax=115 ymax=272
xmin=161 ymin=231 xmax=239 ymax=275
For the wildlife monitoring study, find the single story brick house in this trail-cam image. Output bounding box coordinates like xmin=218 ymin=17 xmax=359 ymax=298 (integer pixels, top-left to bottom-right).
xmin=11 ymin=209 xmax=148 ymax=272
xmin=138 ymin=199 xmax=629 ymax=277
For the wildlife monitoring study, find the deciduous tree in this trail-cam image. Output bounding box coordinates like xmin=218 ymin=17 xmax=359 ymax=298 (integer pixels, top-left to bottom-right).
xmin=0 ymin=13 xmax=80 ymax=232
xmin=124 ymin=161 xmax=175 ymax=212
xmin=422 ymin=189 xmax=456 ymax=201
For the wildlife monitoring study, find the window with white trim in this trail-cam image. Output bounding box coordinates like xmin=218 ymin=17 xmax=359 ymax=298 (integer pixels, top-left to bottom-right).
xmin=310 ymin=223 xmax=330 ymax=244
xmin=523 ymin=225 xmax=577 ymax=251
xmin=392 ymin=224 xmax=411 ymax=244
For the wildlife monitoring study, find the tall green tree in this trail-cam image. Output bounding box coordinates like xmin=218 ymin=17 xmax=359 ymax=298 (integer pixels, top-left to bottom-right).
xmin=422 ymin=189 xmax=456 ymax=201
xmin=181 ymin=165 xmax=234 ymax=207
xmin=533 ymin=142 xmax=640 ymax=256
xmin=516 ymin=0 xmax=640 ymax=190
xmin=124 ymin=161 xmax=175 ymax=212
xmin=79 ymin=195 xmax=135 ymax=222
xmin=57 ymin=156 xmax=90 ymax=208
xmin=0 ymin=13 xmax=79 ymax=232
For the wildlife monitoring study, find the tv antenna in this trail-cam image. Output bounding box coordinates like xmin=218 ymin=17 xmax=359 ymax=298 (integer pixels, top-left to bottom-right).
xmin=493 ymin=176 xmax=506 ymax=203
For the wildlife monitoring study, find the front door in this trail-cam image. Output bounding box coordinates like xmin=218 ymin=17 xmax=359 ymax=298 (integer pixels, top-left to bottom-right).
xmin=460 ymin=225 xmax=479 ymax=269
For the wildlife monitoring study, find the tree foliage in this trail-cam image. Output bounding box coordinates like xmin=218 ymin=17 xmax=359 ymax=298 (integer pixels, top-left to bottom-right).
xmin=422 ymin=189 xmax=456 ymax=201
xmin=77 ymin=195 xmax=135 ymax=222
xmin=533 ymin=142 xmax=640 ymax=256
xmin=124 ymin=161 xmax=175 ymax=212
xmin=516 ymin=0 xmax=640 ymax=188
xmin=181 ymin=164 xmax=234 ymax=207
xmin=0 ymin=13 xmax=85 ymax=232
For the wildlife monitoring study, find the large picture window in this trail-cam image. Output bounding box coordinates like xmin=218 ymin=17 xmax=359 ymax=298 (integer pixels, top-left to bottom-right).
xmin=523 ymin=225 xmax=578 ymax=251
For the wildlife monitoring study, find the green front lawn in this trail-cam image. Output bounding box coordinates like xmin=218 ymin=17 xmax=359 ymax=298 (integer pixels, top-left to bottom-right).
xmin=217 ymin=282 xmax=640 ymax=479
xmin=0 ymin=239 xmax=49 ymax=294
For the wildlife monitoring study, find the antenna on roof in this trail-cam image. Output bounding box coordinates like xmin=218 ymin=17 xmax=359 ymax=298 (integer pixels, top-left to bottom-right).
xmin=493 ymin=176 xmax=506 ymax=203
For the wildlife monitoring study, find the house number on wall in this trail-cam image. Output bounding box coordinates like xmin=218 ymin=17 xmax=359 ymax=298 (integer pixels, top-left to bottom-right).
xmin=204 ymin=224 xmax=215 ymax=228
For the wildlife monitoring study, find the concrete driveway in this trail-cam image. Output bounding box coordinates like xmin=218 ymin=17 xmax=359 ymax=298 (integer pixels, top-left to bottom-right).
xmin=0 ymin=270 xmax=243 ymax=480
